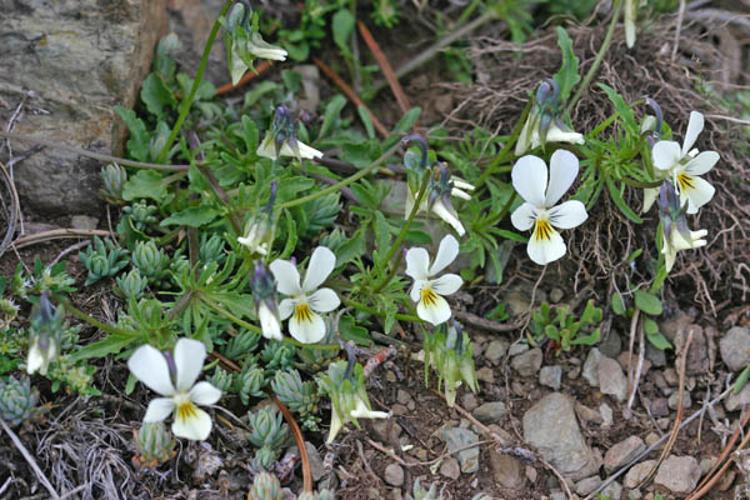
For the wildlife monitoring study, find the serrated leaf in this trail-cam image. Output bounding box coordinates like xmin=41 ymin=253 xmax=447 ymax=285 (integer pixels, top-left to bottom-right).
xmin=122 ymin=170 xmax=169 ymax=203
xmin=553 ymin=27 xmax=580 ymax=103
xmin=335 ymin=229 xmax=366 ymax=266
xmin=141 ymin=73 xmax=176 ymax=119
xmin=160 ymin=206 xmax=221 ymax=227
xmin=634 ymin=290 xmax=662 ymax=316
xmin=114 ymin=105 xmax=150 ymax=162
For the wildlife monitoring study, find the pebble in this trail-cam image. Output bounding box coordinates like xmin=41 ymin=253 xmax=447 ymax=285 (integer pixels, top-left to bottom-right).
xmin=511 ymin=348 xmax=543 ymax=377
xmin=549 ymin=287 xmax=564 ymax=304
xmin=599 ymin=403 xmax=614 ymax=427
xmin=370 ymin=420 xmax=402 ymax=444
xmin=484 ymin=339 xmax=509 ymax=365
xmin=617 ymin=351 xmax=652 ymax=376
xmin=720 ymin=326 xmax=750 ymax=372
xmin=624 ymin=460 xmax=657 ymax=488
xmin=654 ymin=455 xmax=701 ymax=494
xmin=599 ymin=331 xmax=622 ymax=358
xmin=472 ymin=402 xmax=507 ymax=424
xmin=575 ymin=403 xmax=602 ymax=425
xmin=601 ymin=480 xmax=623 ymax=500
xmin=583 ymin=348 xmax=603 ymax=387
xmin=575 ymin=476 xmax=601 ymax=496
xmin=598 ymin=356 xmax=628 ymax=402
xmin=439 ymin=457 xmax=460 ymax=480
xmin=396 ymin=389 xmax=413 ymax=406
xmin=526 ymin=466 xmax=538 ymax=482
xmin=668 ymin=391 xmax=692 ymax=410
xmin=71 ymin=215 xmax=99 ymax=230
xmin=508 ymin=342 xmax=530 ymax=357
xmin=646 ymin=343 xmax=667 ymax=367
xmin=461 ymin=393 xmax=479 ymax=412
xmin=384 ymin=463 xmax=404 ymax=487
xmin=659 ymin=309 xmax=694 ymax=340
xmin=725 ymin=383 xmax=750 ymax=412
xmin=604 ymin=436 xmax=646 ymax=472
xmin=440 ymin=427 xmax=480 ymax=474
xmin=304 ymin=442 xmax=325 ymax=481
xmin=489 ymin=450 xmax=525 ymax=489
xmin=539 ymin=365 xmax=563 ymax=390
xmin=675 ymin=325 xmax=711 ymax=374
xmin=476 ymin=367 xmax=495 ymax=384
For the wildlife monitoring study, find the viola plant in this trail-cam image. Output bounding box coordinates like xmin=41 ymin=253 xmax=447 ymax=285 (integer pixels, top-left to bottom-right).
xmin=257 ymin=105 xmax=323 ymax=161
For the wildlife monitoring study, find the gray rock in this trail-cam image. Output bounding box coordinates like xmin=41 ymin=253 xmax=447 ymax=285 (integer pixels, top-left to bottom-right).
xmin=305 ymin=442 xmax=325 ymax=482
xmin=617 ymin=351 xmax=652 ymax=377
xmin=384 ymin=463 xmax=404 ymax=487
xmin=523 ymin=393 xmax=599 ymax=480
xmin=726 ymin=383 xmax=750 ymax=412
xmin=583 ymin=348 xmax=603 ymax=387
xmin=511 ymin=348 xmax=543 ymax=377
xmin=650 ymin=397 xmax=670 ymax=417
xmin=646 ymin=343 xmax=667 ymax=367
xmin=461 ymin=393 xmax=479 ymax=412
xmin=601 ymin=480 xmax=623 ymax=500
xmin=599 ymin=330 xmax=622 ymax=358
xmin=439 ymin=457 xmax=460 ymax=480
xmin=549 ymin=491 xmax=566 ymax=500
xmin=370 ymin=419 xmax=402 ymax=444
xmin=675 ymin=325 xmax=711 ymax=375
xmin=71 ymin=215 xmax=99 ymax=230
xmin=668 ymin=390 xmax=692 ymax=410
xmin=598 ymin=356 xmax=628 ymax=402
xmin=654 ymin=455 xmax=701 ymax=494
xmin=604 ymin=436 xmax=646 ymax=473
xmin=720 ymin=327 xmax=750 ymax=372
xmin=575 ymin=403 xmax=603 ymax=425
xmin=484 ymin=339 xmax=509 ymax=365
xmin=539 ymin=365 xmax=563 ymax=390
xmin=624 ymin=460 xmax=657 ymax=488
xmin=508 ymin=342 xmax=530 ymax=357
xmin=1 ymin=0 xmax=168 ymax=215
xmin=489 ymin=450 xmax=525 ymax=489
xmin=599 ymin=403 xmax=614 ymax=427
xmin=549 ymin=287 xmax=564 ymax=304
xmin=476 ymin=367 xmax=495 ymax=384
xmin=659 ymin=309 xmax=694 ymax=341
xmin=575 ymin=476 xmax=602 ymax=496
xmin=473 ymin=402 xmax=507 ymax=424
xmin=440 ymin=427 xmax=480 ymax=474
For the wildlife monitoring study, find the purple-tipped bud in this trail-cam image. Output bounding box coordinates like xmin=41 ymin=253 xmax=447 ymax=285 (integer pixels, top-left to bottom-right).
xmin=536 ymin=78 xmax=559 ymax=105
xmin=252 ymin=260 xmax=276 ymax=301
xmin=401 ymin=134 xmax=429 ymax=170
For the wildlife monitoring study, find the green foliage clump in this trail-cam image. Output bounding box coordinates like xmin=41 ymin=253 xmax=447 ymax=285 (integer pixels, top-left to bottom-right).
xmin=246 ymin=406 xmax=291 ymax=470
xmin=530 ymin=300 xmax=603 ymax=352
xmin=133 ymin=421 xmax=176 ymax=469
xmin=272 ymin=369 xmax=320 ymax=431
xmin=0 ymin=375 xmax=39 ymax=426
xmin=79 ymin=237 xmax=129 ymax=286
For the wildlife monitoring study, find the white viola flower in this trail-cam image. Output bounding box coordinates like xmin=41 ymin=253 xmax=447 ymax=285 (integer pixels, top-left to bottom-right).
xmin=27 ymin=336 xmax=57 ymax=376
xmin=256 ymin=105 xmax=323 ymax=161
xmin=405 ymin=235 xmax=464 ymax=326
xmin=663 ymin=225 xmax=708 ymax=273
xmin=405 ymin=173 xmax=475 ymax=237
xmin=237 ymin=217 xmax=270 ymax=255
xmin=515 ymin=116 xmax=585 ymax=156
xmin=510 ymin=150 xmax=588 ymax=265
xmin=270 ymin=246 xmax=341 ymax=344
xmin=256 ymin=134 xmax=323 ymax=161
xmin=651 ymin=111 xmax=719 ymax=214
xmin=128 ymin=338 xmax=222 ymax=441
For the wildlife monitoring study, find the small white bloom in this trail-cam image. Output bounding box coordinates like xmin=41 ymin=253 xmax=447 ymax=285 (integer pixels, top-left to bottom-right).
xmin=256 ymin=135 xmax=323 ymax=161
xmin=128 ymin=338 xmax=222 ymax=441
xmin=405 ymin=235 xmax=464 ymax=326
xmin=257 ymin=301 xmax=282 ymax=341
xmin=26 ymin=336 xmax=56 ymax=376
xmin=663 ymin=226 xmax=708 ymax=273
xmin=270 ymin=247 xmax=341 ymax=343
xmin=625 ymin=0 xmax=638 ymax=49
xmin=515 ymin=113 xmax=585 ymax=156
xmin=229 ymin=34 xmax=287 ymax=86
xmin=405 ymin=176 xmax=475 ymax=237
xmin=510 ymin=150 xmax=588 ymax=265
xmin=651 ymin=111 xmax=719 ymax=214
xmin=238 ymin=217 xmax=271 ymax=256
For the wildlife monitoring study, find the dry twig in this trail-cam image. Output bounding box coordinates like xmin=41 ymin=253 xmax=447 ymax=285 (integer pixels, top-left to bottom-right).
xmin=0 ymin=417 xmax=60 ymax=499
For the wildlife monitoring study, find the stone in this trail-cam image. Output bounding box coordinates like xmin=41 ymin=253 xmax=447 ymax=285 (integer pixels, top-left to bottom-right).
xmin=624 ymin=460 xmax=657 ymax=488
xmin=370 ymin=419 xmax=402 ymax=444
xmin=599 ymin=403 xmax=614 ymax=427
xmin=396 ymin=389 xmax=413 ymax=406
xmin=602 ymin=480 xmax=623 ymax=500
xmin=489 ymin=450 xmax=525 ymax=489
xmin=646 ymin=343 xmax=667 ymax=367
xmin=511 ymin=348 xmax=543 ymax=377
xmin=649 ymin=398 xmax=670 ymax=417
xmin=539 ymin=365 xmax=563 ymax=390
xmin=617 ymin=352 xmax=652 ymax=377
xmin=476 ymin=367 xmax=495 ymax=384
xmin=598 ymin=356 xmax=628 ymax=402
xmin=384 ymin=463 xmax=404 ymax=487
xmin=668 ymin=391 xmax=692 ymax=410
xmin=675 ymin=325 xmax=711 ymax=375
xmin=654 ymin=456 xmax=701 ymax=494
xmin=71 ymin=215 xmax=99 ymax=230
xmin=1 ymin=0 xmax=168 ymax=215
xmin=726 ymin=383 xmax=750 ymax=412
xmin=599 ymin=330 xmax=622 ymax=358
xmin=522 ymin=393 xmax=599 ymax=480
xmin=461 ymin=393 xmax=479 ymax=412
xmin=472 ymin=402 xmax=507 ymax=424
xmin=583 ymin=348 xmax=603 ymax=387
xmin=484 ymin=339 xmax=509 ymax=365
xmin=575 ymin=404 xmax=603 ymax=425
xmin=508 ymin=342 xmax=530 ymax=357
xmin=700 ymin=457 xmax=717 ymax=476
xmin=439 ymin=457 xmax=460 ymax=480
xmin=549 ymin=287 xmax=564 ymax=303
xmin=526 ymin=466 xmax=538 ymax=482
xmin=549 ymin=491 xmax=566 ymax=500
xmin=440 ymin=427 xmax=480 ymax=474
xmin=720 ymin=327 xmax=750 ymax=372
xmin=575 ymin=476 xmax=602 ymax=496
xmin=659 ymin=309 xmax=694 ymax=341
xmin=304 ymin=442 xmax=325 ymax=482
xmin=604 ymin=436 xmax=646 ymax=473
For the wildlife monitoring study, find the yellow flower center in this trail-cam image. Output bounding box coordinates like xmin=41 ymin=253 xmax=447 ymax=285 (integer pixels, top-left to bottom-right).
xmin=293 ymin=302 xmax=314 ymax=324
xmin=176 ymin=400 xmax=198 ymax=421
xmin=533 ymin=217 xmax=553 ymax=241
xmin=677 ymin=172 xmax=695 ymax=192
xmin=420 ymin=286 xmax=439 ymax=307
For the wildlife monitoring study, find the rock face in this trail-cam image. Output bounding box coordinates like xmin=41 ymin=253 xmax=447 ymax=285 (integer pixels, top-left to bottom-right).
xmin=0 ymin=0 xmax=167 ymax=214
xmin=523 ymin=393 xmax=599 ymax=480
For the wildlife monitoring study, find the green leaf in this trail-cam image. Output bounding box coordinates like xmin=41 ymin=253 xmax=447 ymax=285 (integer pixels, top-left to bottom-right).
xmin=646 ymin=331 xmax=672 ymax=350
xmin=392 ymin=107 xmax=422 ymax=134
xmin=597 ymin=83 xmax=638 ymax=134
xmin=318 ymin=95 xmax=347 ymax=140
xmin=496 ymin=229 xmax=528 ymax=243
xmin=72 ymin=333 xmax=139 ymax=361
xmin=280 ymin=209 xmax=298 ymax=259
xmin=734 ymin=364 xmax=750 ymax=394
xmin=332 ymin=9 xmax=355 ymax=57
xmin=339 ymin=315 xmax=372 ymax=346
xmin=553 ymin=27 xmax=580 ymax=103
xmin=634 ymin=290 xmax=663 ymax=316
xmin=160 ymin=206 xmax=221 ymax=227
xmin=357 ymin=105 xmax=376 ymax=139
xmin=605 ymin=176 xmax=642 ymax=224
xmin=122 ymin=170 xmax=169 ymax=203
xmin=572 ymin=328 xmax=601 ymax=346
xmin=611 ymin=292 xmax=626 ymax=316
xmin=140 ymin=73 xmax=176 ymax=119
xmin=643 ymin=317 xmax=659 ymax=336
xmin=114 ymin=105 xmax=150 ymax=162
xmin=335 ymin=229 xmax=366 ymax=266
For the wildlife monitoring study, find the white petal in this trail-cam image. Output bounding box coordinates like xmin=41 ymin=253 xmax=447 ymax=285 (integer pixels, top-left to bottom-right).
xmin=256 ymin=134 xmax=278 ymax=160
xmin=452 ymin=178 xmax=476 ymax=192
xmin=128 ymin=344 xmax=175 ymax=396
xmin=143 ymin=397 xmax=175 ymax=422
xmin=545 ymin=124 xmax=585 ymax=145
xmin=190 ymin=381 xmax=222 ymax=406
xmin=259 ymin=303 xmax=283 ymax=340
xmin=278 ymin=298 xmax=295 ymax=320
xmin=684 ymin=151 xmax=719 ymax=176
xmin=511 ymin=155 xmax=548 ymax=207
xmin=642 ymin=187 xmax=659 ymax=213
xmin=405 ymin=247 xmax=430 ymax=280
xmin=514 ymin=114 xmax=534 ymax=156
xmin=545 ymin=149 xmax=579 ymax=206
xmin=302 ymin=246 xmax=336 ymax=292
xmin=652 ymin=141 xmax=681 ymax=171
xmin=682 ymin=176 xmax=715 ymax=214
xmin=289 ymin=311 xmax=326 ymax=344
xmin=269 ymin=259 xmax=302 ymax=296
xmin=295 ymin=141 xmax=324 ymax=160
xmin=429 ymin=235 xmax=460 ymax=276
xmin=248 ymin=34 xmax=288 ymax=61
xmin=510 ymin=202 xmax=538 ymax=231
xmin=548 ymin=200 xmax=588 ymax=229
xmin=431 ymin=200 xmax=465 ymax=236
xmin=308 ymin=288 xmax=340 ymax=313
xmin=417 ymin=293 xmax=452 ymax=326
xmin=451 ymin=188 xmax=472 ymax=200
xmin=172 ymin=406 xmax=213 ymax=441
xmin=682 ymin=111 xmax=704 ymax=156
xmin=409 ymin=280 xmax=427 ymax=303
xmin=326 ymin=407 xmax=344 ymax=444
xmin=26 ymin=343 xmax=44 ymax=375
xmin=349 ymin=400 xmax=389 ymax=420
xmin=174 ymin=338 xmax=206 ymax=393
xmin=527 ymin=229 xmax=566 ymax=265
xmin=625 ymin=0 xmax=636 ymax=48
xmin=431 ymin=274 xmax=463 ymax=296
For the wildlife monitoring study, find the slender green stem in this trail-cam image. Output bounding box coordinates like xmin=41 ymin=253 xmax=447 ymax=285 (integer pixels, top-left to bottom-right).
xmin=589 ymin=112 xmax=618 ymax=137
xmin=372 ymin=171 xmax=431 ymax=294
xmin=200 ymin=294 xmax=340 ymax=351
xmin=475 ymin=99 xmax=532 ymax=187
xmin=565 ymin=0 xmax=623 ymax=116
xmin=157 ymin=0 xmax=233 ymax=163
xmin=278 ymin=143 xmax=402 ymax=210
xmin=343 ymin=298 xmax=421 ymax=323
xmin=65 ymin=301 xmax=138 ymax=338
